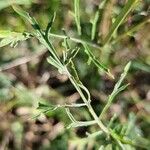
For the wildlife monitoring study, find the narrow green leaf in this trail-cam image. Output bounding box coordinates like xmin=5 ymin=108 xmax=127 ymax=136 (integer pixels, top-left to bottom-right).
xmin=99 ymin=62 xmax=131 ymax=119
xmin=45 ymin=12 xmax=56 ymax=39
xmin=91 ymin=0 xmax=108 ymax=40
xmin=0 ymin=30 xmax=16 ymax=38
xmin=69 ymin=61 xmax=81 ymax=84
xmin=83 ymin=43 xmax=114 ymax=79
xmin=74 ymin=0 xmax=81 ymax=35
xmin=0 ymin=31 xmax=31 ymax=47
xmin=62 ymin=29 xmax=71 ymax=51
xmin=12 ymin=5 xmax=42 ymax=34
xmin=103 ymin=0 xmax=138 ymax=45
xmin=68 ymin=120 xmax=97 ymax=128
xmin=37 ymin=102 xmax=55 ymax=110
xmin=114 ymin=61 xmax=131 ymax=91
xmin=33 ymin=102 xmax=58 ymax=119
xmin=99 ymin=83 xmax=129 ymax=119
xmin=91 ymin=11 xmax=100 ymax=40
xmin=56 ymin=103 xmax=86 ymax=108
xmin=12 ymin=5 xmax=32 ymax=24
xmin=0 ymin=38 xmax=14 ymax=47
xmin=47 ymin=56 xmax=64 ymax=72
xmin=132 ymin=60 xmax=150 ymax=73
xmin=13 ymin=6 xmax=62 ymax=65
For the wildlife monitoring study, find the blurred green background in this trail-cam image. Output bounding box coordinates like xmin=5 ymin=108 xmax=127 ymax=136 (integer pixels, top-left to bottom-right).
xmin=0 ymin=0 xmax=150 ymax=149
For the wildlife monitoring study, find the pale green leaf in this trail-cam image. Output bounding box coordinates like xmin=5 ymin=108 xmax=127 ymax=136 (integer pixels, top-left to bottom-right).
xmin=74 ymin=0 xmax=81 ymax=35
xmin=83 ymin=43 xmax=114 ymax=79
xmin=12 ymin=5 xmax=33 ymax=24
xmin=0 ymin=31 xmax=31 ymax=47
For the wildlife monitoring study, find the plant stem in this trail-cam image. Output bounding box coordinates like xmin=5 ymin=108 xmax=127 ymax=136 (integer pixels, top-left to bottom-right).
xmin=99 ymin=62 xmax=131 ymax=119
xmin=49 ymin=33 xmax=102 ymax=50
xmin=87 ymin=104 xmax=109 ymax=133
xmin=67 ymin=68 xmax=133 ymax=145
xmin=65 ymin=68 xmax=109 ymax=134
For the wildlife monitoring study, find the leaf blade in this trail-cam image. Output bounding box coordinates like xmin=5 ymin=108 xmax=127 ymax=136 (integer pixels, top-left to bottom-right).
xmin=82 ymin=43 xmax=114 ymax=79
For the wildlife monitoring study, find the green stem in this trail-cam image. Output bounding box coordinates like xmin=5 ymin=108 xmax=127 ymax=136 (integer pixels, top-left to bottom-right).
xmin=49 ymin=33 xmax=102 ymax=50
xmin=99 ymin=62 xmax=131 ymax=119
xmin=66 ymin=68 xmax=109 ymax=134
xmin=68 ymin=70 xmax=135 ymax=146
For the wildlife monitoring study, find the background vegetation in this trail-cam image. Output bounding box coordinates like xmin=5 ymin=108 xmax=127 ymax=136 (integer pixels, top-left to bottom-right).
xmin=0 ymin=0 xmax=150 ymax=150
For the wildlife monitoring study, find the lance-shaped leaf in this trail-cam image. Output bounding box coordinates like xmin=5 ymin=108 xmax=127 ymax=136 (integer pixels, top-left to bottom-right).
xmin=47 ymin=56 xmax=67 ymax=75
xmin=83 ymin=43 xmax=114 ymax=79
xmin=12 ymin=5 xmax=33 ymax=24
xmin=45 ymin=12 xmax=56 ymax=39
xmin=91 ymin=0 xmax=108 ymax=40
xmin=62 ymin=29 xmax=71 ymax=51
xmin=32 ymin=102 xmax=57 ymax=119
xmin=13 ymin=5 xmax=61 ymax=64
xmin=73 ymin=0 xmax=81 ymax=35
xmin=37 ymin=102 xmax=56 ymax=110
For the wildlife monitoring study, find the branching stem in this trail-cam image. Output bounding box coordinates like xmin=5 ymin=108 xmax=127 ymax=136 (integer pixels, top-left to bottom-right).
xmin=65 ymin=68 xmax=109 ymax=134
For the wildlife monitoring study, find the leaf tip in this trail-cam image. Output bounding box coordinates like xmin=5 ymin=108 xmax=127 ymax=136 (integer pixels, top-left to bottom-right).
xmin=124 ymin=61 xmax=132 ymax=72
xmin=107 ymin=69 xmax=115 ymax=79
xmin=11 ymin=5 xmax=31 ymax=23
